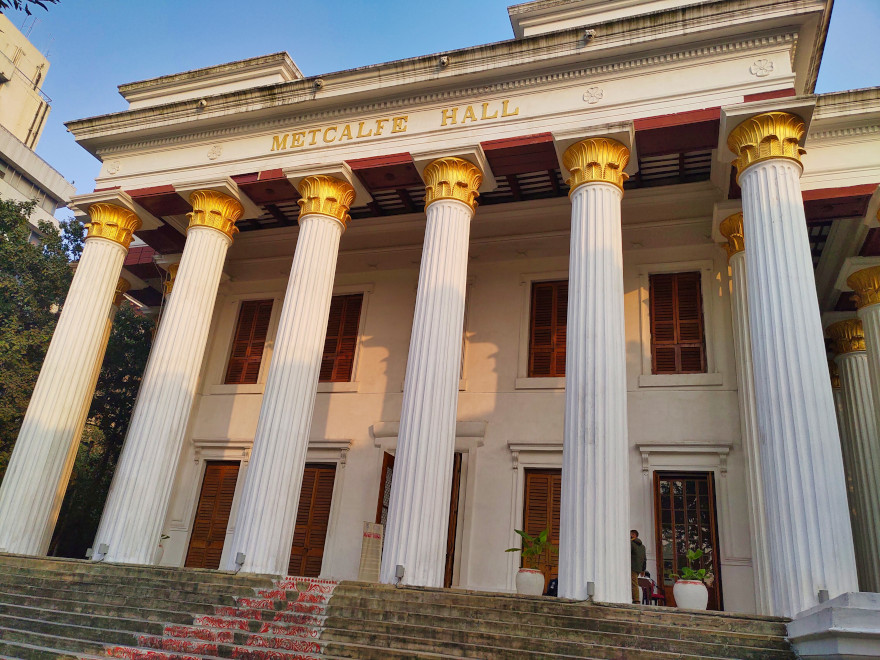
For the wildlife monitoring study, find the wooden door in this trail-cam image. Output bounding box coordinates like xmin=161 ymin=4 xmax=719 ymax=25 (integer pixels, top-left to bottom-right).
xmin=653 ymin=471 xmax=723 ymax=610
xmin=443 ymin=453 xmax=463 ymax=588
xmin=375 ymin=452 xmax=395 ymax=526
xmin=522 ymin=469 xmax=561 ymax=593
xmin=185 ymin=461 xmax=240 ymax=569
xmin=288 ymin=464 xmax=336 ymax=577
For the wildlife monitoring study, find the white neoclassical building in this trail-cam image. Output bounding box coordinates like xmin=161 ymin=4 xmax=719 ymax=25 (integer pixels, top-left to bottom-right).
xmin=1 ymin=0 xmax=879 ymax=646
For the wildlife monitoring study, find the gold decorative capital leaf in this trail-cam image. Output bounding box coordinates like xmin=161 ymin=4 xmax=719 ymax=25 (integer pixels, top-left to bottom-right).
xmin=297 ymin=175 xmax=356 ymax=226
xmin=187 ymin=190 xmax=244 ymax=240
xmin=719 ymin=212 xmax=745 ymax=260
xmin=163 ymin=263 xmax=179 ymax=297
xmin=85 ymin=203 xmax=142 ymax=250
xmin=846 ymin=266 xmax=880 ymax=309
xmin=562 ymin=138 xmax=630 ymax=192
xmin=113 ymin=277 xmax=131 ymax=306
xmin=423 ymin=157 xmax=483 ymax=212
xmin=827 ymin=318 xmax=866 ymax=355
xmin=828 ymin=359 xmax=840 ymax=389
xmin=727 ymin=111 xmax=807 ymax=180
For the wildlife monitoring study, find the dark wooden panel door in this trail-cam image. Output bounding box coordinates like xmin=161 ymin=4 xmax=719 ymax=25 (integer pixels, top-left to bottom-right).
xmin=289 ymin=464 xmax=336 ymax=577
xmin=375 ymin=452 xmax=395 ymax=526
xmin=653 ymin=471 xmax=723 ymax=610
xmin=443 ymin=453 xmax=463 ymax=588
xmin=523 ymin=469 xmax=561 ymax=593
xmin=185 ymin=461 xmax=240 ymax=569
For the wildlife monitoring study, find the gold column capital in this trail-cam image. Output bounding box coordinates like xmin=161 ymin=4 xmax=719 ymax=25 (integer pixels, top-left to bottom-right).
xmin=727 ymin=111 xmax=807 ymax=180
xmin=423 ymin=157 xmax=483 ymax=212
xmin=297 ymin=175 xmax=356 ymax=226
xmin=846 ymin=266 xmax=880 ymax=309
xmin=562 ymin=137 xmax=630 ymax=193
xmin=113 ymin=277 xmax=131 ymax=306
xmin=163 ymin=263 xmax=179 ymax=296
xmin=827 ymin=318 xmax=866 ymax=355
xmin=829 ymin=359 xmax=841 ymax=389
xmin=187 ymin=190 xmax=244 ymax=240
xmin=719 ymin=212 xmax=745 ymax=260
xmin=85 ymin=203 xmax=142 ymax=250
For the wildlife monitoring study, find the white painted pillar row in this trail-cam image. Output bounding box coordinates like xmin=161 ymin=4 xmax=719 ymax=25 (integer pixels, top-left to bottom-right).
xmin=0 ymin=206 xmax=140 ymax=556
xmin=728 ymin=111 xmax=857 ymax=617
xmin=558 ymin=138 xmax=630 ymax=603
xmin=380 ymin=157 xmax=482 ymax=588
xmin=829 ymin=315 xmax=880 ymax=593
xmin=93 ymin=190 xmax=243 ymax=565
xmin=720 ymin=213 xmax=772 ymax=614
xmin=228 ymin=175 xmax=355 ymax=575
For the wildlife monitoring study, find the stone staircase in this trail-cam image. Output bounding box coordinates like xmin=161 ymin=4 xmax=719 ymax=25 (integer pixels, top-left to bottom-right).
xmin=0 ymin=554 xmax=796 ymax=659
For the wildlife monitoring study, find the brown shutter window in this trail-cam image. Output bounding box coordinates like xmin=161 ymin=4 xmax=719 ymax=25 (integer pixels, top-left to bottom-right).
xmin=225 ymin=299 xmax=273 ymax=384
xmin=528 ymin=280 xmax=567 ymax=377
xmin=649 ymin=272 xmax=706 ymax=374
xmin=289 ymin=464 xmax=336 ymax=577
xmin=185 ymin=461 xmax=240 ymax=569
xmin=320 ymin=293 xmax=363 ymax=382
xmin=523 ymin=469 xmax=561 ymax=593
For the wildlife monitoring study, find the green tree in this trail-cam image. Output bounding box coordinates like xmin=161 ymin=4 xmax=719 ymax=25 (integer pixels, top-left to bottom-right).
xmin=0 ymin=0 xmax=58 ymax=15
xmin=0 ymin=199 xmax=72 ymax=475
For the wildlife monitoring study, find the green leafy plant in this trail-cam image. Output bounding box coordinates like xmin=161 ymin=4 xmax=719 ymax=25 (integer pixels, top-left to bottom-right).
xmin=505 ymin=528 xmax=558 ymax=570
xmin=668 ymin=548 xmax=713 ymax=582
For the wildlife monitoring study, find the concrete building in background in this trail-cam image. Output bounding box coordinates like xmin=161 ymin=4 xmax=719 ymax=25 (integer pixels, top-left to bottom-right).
xmin=0 ymin=14 xmax=74 ymax=230
xmin=0 ymin=1 xmax=879 ymax=657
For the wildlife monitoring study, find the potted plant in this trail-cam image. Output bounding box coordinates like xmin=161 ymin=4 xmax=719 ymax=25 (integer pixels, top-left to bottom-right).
xmin=669 ymin=548 xmax=712 ymax=610
xmin=505 ymin=528 xmax=557 ymax=595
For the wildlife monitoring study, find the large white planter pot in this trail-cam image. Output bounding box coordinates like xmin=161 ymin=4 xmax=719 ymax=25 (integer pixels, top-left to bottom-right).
xmin=154 ymin=543 xmax=165 ymax=565
xmin=516 ymin=568 xmax=545 ymax=596
xmin=673 ymin=580 xmax=708 ymax=610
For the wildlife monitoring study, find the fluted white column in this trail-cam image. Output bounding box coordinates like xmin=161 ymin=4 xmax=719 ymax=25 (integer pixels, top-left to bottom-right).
xmin=380 ymin=157 xmax=482 ymax=587
xmin=93 ymin=190 xmax=242 ymax=565
xmin=557 ymin=138 xmax=630 ymax=603
xmin=827 ymin=319 xmax=880 ymax=592
xmin=720 ymin=213 xmax=772 ymax=614
xmin=228 ymin=175 xmax=355 ymax=575
xmin=728 ymin=112 xmax=857 ymax=617
xmin=0 ymin=206 xmax=140 ymax=556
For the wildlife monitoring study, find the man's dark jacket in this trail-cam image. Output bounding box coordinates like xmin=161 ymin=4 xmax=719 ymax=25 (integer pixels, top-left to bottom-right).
xmin=631 ymin=538 xmax=647 ymax=573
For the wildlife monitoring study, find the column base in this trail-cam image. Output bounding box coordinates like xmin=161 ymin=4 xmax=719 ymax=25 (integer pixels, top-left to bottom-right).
xmin=788 ymin=592 xmax=880 ymax=659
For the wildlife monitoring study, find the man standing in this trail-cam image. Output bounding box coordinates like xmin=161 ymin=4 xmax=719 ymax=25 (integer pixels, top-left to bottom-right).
xmin=631 ymin=529 xmax=646 ymax=604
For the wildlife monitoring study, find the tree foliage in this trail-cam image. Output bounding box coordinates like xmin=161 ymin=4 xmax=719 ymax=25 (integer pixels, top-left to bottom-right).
xmin=0 ymin=198 xmax=72 ymax=474
xmin=0 ymin=0 xmax=58 ymax=15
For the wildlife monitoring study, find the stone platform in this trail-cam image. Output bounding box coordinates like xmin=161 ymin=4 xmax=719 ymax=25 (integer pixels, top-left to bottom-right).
xmin=0 ymin=554 xmax=796 ymax=659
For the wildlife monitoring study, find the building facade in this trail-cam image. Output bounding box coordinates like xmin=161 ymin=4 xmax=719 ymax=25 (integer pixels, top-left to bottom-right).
xmin=0 ymin=14 xmax=74 ymax=231
xmin=1 ymin=0 xmax=879 ymax=625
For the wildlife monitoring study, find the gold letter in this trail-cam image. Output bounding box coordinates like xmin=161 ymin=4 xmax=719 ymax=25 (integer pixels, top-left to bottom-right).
xmin=481 ymin=102 xmax=498 ymax=120
xmin=461 ymin=106 xmax=478 ymax=123
xmin=441 ymin=107 xmax=458 ymax=126
xmin=323 ymin=126 xmax=338 ymax=143
xmin=339 ymin=124 xmax=353 ymax=141
xmin=501 ymin=100 xmax=519 ymax=117
xmin=308 ymin=129 xmax=321 ymax=145
xmin=291 ymin=131 xmax=306 ymax=148
xmin=357 ymin=122 xmax=373 ymax=138
xmin=375 ymin=118 xmax=389 ymax=136
xmin=271 ymin=134 xmax=289 ymax=151
xmin=392 ymin=116 xmax=409 ymax=133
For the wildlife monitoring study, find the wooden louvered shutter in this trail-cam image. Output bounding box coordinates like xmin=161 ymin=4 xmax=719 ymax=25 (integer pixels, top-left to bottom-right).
xmin=225 ymin=299 xmax=273 ymax=384
xmin=185 ymin=461 xmax=240 ymax=569
xmin=650 ymin=272 xmax=706 ymax=375
xmin=523 ymin=469 xmax=561 ymax=593
xmin=375 ymin=452 xmax=395 ymax=526
xmin=529 ymin=281 xmax=567 ymax=377
xmin=319 ymin=294 xmax=363 ymax=382
xmin=288 ymin=464 xmax=336 ymax=577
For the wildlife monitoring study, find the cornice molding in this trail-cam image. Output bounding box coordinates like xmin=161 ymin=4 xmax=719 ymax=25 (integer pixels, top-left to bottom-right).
xmin=82 ymin=32 xmax=796 ymax=157
xmin=807 ymin=125 xmax=880 ymax=142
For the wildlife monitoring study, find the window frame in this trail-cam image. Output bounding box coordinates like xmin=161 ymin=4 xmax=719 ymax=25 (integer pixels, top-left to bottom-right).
xmin=637 ymin=260 xmax=722 ymax=388
xmin=516 ymin=270 xmax=569 ymax=390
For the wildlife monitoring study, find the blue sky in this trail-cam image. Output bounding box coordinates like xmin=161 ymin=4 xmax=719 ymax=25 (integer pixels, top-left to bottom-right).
xmin=6 ymin=0 xmax=879 ymax=198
